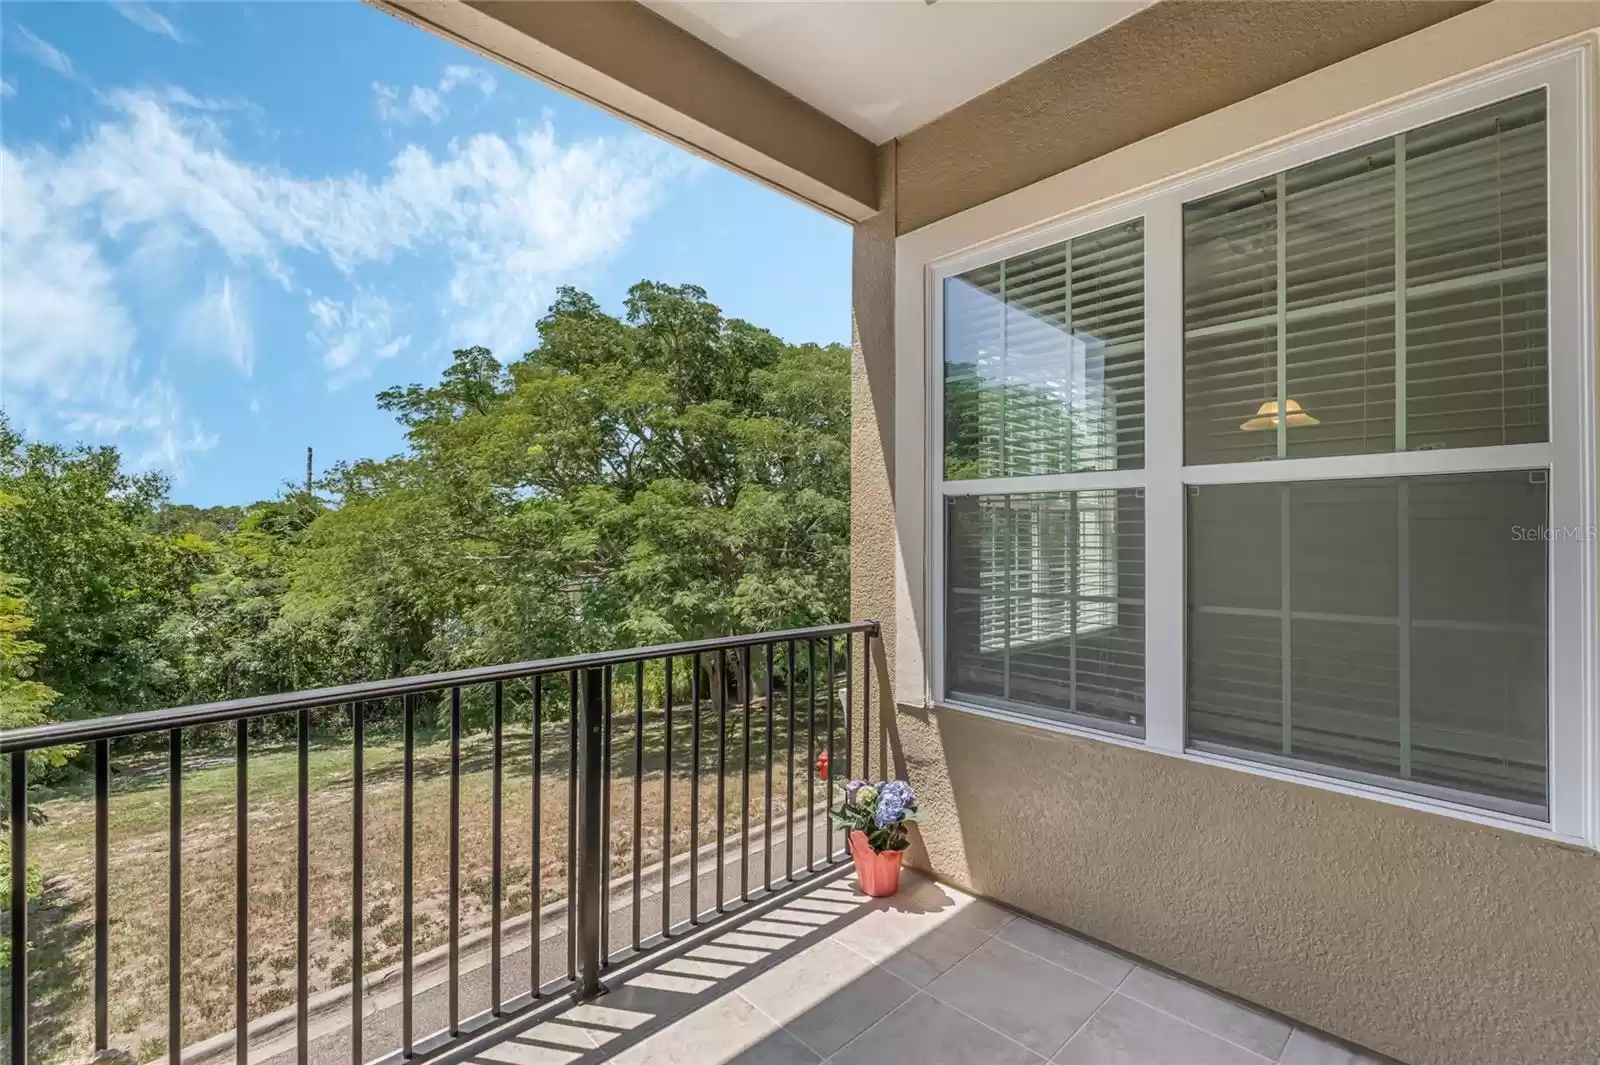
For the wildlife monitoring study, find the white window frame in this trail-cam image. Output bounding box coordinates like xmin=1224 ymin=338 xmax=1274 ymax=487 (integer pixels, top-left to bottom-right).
xmin=897 ymin=42 xmax=1597 ymax=848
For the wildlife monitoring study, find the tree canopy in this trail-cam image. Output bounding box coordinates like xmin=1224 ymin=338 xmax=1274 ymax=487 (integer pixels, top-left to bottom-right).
xmin=0 ymin=281 xmax=851 ymax=724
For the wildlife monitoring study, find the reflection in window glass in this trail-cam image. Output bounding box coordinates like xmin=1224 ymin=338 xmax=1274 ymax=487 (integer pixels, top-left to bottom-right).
xmin=944 ymin=221 xmax=1144 ymax=479
xmin=1186 ymin=471 xmax=1548 ymax=815
xmin=946 ymin=490 xmax=1145 ymax=733
xmin=1183 ymin=90 xmax=1547 ymax=465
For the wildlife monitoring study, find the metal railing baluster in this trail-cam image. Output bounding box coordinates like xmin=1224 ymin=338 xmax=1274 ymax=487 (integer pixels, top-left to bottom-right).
xmin=491 ymin=681 xmax=503 ymax=1014
xmin=844 ymin=634 xmax=854 ymax=803
xmin=575 ymin=668 xmax=606 ymax=1000
xmin=95 ymin=738 xmax=110 ymax=1054
xmin=170 ymin=727 xmax=183 ymax=1065
xmin=297 ymin=710 xmax=309 ymax=1065
xmin=764 ymin=642 xmax=774 ymax=892
xmin=689 ymin=653 xmax=701 ymax=924
xmin=448 ymin=688 xmax=461 ymax=1034
xmin=600 ymin=666 xmax=612 ymax=966
xmin=531 ymin=678 xmax=542 ymax=996
xmin=351 ymin=705 xmax=364 ymax=1065
xmin=806 ymin=640 xmax=816 ymax=873
xmin=740 ymin=648 xmax=751 ymax=902
xmin=235 ymin=723 xmax=248 ymax=1065
xmin=566 ymin=672 xmax=577 ymax=982
xmin=9 ymin=750 xmax=28 ymax=1065
xmin=863 ymin=632 xmax=872 ymax=782
xmin=715 ymin=647 xmax=727 ymax=914
xmin=632 ymin=662 xmax=643 ymax=951
xmin=826 ymin=637 xmax=836 ymax=861
xmin=661 ymin=657 xmax=673 ymax=938
xmin=786 ymin=640 xmax=796 ymax=880
xmin=402 ymin=695 xmax=415 ymax=1056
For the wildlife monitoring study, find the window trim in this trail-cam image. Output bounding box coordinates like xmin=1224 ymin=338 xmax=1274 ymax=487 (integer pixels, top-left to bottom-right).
xmin=899 ymin=41 xmax=1597 ymax=847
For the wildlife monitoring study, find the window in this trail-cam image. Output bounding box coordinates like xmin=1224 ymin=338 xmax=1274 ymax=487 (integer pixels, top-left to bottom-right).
xmin=919 ymin=49 xmax=1594 ymax=840
xmin=947 ymin=490 xmax=1145 ymax=733
xmin=1183 ymin=91 xmax=1554 ymax=818
xmin=941 ymin=220 xmax=1147 ymax=734
xmin=1183 ymin=91 xmax=1547 ymax=465
xmin=1187 ymin=473 xmax=1548 ymax=816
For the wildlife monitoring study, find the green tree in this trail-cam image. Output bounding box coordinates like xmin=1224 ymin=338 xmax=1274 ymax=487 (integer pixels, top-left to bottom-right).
xmin=292 ymin=283 xmax=850 ymax=684
xmin=0 ymin=573 xmax=64 ymax=968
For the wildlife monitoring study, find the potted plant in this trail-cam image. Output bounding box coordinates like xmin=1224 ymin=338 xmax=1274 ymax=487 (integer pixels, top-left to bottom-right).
xmin=831 ymin=778 xmax=918 ymax=897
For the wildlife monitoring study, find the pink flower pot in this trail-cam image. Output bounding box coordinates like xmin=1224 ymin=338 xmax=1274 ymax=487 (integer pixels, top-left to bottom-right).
xmin=848 ymin=830 xmax=904 ymax=897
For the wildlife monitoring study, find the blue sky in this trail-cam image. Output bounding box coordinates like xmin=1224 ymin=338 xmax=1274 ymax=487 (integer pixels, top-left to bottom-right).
xmin=0 ymin=1 xmax=851 ymax=505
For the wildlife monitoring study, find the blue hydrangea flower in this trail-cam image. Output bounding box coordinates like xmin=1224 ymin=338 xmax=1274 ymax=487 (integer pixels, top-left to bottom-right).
xmin=844 ymin=779 xmax=869 ymax=805
xmin=873 ymin=780 xmax=915 ymax=827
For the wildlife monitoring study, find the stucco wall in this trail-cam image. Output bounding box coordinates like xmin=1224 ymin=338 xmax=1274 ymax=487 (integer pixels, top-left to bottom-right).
xmin=850 ymin=3 xmax=1600 ymax=1064
xmin=893 ymin=0 xmax=1480 ymax=234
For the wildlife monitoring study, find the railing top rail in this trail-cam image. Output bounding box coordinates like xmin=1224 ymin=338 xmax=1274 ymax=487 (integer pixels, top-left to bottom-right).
xmin=0 ymin=620 xmax=879 ymax=754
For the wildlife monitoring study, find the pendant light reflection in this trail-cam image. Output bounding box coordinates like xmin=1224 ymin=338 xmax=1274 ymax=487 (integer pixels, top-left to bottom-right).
xmin=1239 ymin=398 xmax=1320 ymax=432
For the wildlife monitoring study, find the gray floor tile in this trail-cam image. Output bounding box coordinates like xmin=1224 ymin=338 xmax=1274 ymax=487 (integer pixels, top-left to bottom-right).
xmin=828 ymin=882 xmax=1009 ymax=988
xmin=1280 ymin=1028 xmax=1386 ymax=1065
xmin=926 ymin=939 xmax=1114 ymax=1057
xmin=830 ymin=993 xmax=1043 ymax=1065
xmin=604 ymin=991 xmax=818 ymax=1065
xmin=1119 ymin=967 xmax=1292 ymax=1060
xmin=997 ymin=918 xmax=1135 ymax=989
xmin=1053 ymin=994 xmax=1274 ymax=1065
xmin=737 ymin=939 xmax=915 ymax=1058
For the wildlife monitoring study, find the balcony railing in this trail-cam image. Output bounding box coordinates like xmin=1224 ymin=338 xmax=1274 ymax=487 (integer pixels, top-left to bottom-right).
xmin=2 ymin=621 xmax=880 ymax=1065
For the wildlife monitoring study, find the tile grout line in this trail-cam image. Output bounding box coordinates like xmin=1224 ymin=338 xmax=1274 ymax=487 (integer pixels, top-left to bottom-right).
xmin=1051 ymin=992 xmax=1115 ymax=1060
xmin=906 ymin=989 xmax=1050 ymax=1063
xmin=991 ymin=926 xmax=1138 ymax=996
xmin=1112 ymin=976 xmax=1282 ymax=1064
xmin=732 ymin=987 xmax=832 ymax=1063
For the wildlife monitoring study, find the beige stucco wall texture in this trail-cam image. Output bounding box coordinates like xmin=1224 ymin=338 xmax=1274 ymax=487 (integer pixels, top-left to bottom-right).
xmin=850 ymin=4 xmax=1600 ymax=1064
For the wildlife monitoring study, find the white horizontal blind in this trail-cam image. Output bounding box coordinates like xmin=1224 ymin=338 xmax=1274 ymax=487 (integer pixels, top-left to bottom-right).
xmin=1183 ymin=90 xmax=1547 ymax=465
xmin=946 ymin=490 xmax=1146 ymax=734
xmin=1182 ymin=90 xmax=1554 ymax=818
xmin=943 ymin=220 xmax=1145 ymax=479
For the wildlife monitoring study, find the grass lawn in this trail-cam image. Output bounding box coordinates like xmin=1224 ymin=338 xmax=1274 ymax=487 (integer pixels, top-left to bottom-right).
xmin=18 ymin=687 xmax=850 ymax=1065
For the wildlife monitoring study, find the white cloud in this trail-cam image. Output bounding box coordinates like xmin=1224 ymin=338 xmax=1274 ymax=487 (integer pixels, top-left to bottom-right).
xmin=307 ymin=291 xmax=410 ymax=388
xmin=179 ymin=275 xmax=253 ymax=373
xmin=2 ymin=84 xmax=680 ymax=476
xmin=1 ymin=148 xmax=212 ymax=473
xmin=373 ymin=63 xmax=495 ymax=125
xmin=14 ymin=26 xmax=78 ymax=82
xmin=1 ymin=80 xmax=15 ymax=98
xmin=112 ymin=2 xmax=186 ymax=42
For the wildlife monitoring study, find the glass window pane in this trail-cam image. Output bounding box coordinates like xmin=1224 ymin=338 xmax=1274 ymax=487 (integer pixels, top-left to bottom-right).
xmin=944 ymin=220 xmax=1144 ymax=479
xmin=1186 ymin=471 xmax=1549 ymax=815
xmin=946 ymin=490 xmax=1145 ymax=734
xmin=1183 ymin=91 xmax=1547 ymax=464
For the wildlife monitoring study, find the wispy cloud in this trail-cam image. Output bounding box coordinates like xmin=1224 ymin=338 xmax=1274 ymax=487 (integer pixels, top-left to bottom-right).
xmin=179 ymin=275 xmax=254 ymax=373
xmin=2 ymin=84 xmax=683 ymax=473
xmin=1 ymin=147 xmax=212 ymax=473
xmin=112 ymin=2 xmax=186 ymax=43
xmin=308 ymin=291 xmax=410 ymax=389
xmin=373 ymin=62 xmax=495 ymax=125
xmin=1 ymin=79 xmax=15 ymax=99
xmin=13 ymin=26 xmax=79 ymax=82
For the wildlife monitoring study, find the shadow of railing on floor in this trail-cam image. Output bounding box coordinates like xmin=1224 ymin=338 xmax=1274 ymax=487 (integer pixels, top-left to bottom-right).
xmin=444 ymin=871 xmax=957 ymax=1065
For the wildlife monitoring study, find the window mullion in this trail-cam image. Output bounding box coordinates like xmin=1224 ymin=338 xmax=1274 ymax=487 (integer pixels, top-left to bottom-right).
xmin=1144 ymin=197 xmax=1186 ymax=753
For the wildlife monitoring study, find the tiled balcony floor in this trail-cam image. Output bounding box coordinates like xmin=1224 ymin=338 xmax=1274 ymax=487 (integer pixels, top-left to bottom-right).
xmin=456 ymin=869 xmax=1387 ymax=1065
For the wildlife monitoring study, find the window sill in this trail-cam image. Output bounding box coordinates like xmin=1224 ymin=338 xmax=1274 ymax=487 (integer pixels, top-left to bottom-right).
xmin=930 ymin=697 xmax=1589 ymax=851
